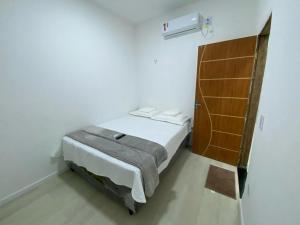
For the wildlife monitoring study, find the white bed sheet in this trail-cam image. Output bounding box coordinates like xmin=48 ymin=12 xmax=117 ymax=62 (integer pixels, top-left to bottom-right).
xmin=62 ymin=115 xmax=189 ymax=203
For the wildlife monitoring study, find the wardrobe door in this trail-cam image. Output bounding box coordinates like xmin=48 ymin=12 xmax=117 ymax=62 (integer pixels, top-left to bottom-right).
xmin=192 ymin=36 xmax=257 ymax=166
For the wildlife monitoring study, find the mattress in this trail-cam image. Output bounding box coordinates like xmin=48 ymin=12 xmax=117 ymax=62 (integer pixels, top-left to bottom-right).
xmin=62 ymin=115 xmax=189 ymax=203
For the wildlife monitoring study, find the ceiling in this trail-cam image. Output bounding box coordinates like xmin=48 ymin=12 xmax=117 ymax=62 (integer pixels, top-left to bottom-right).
xmin=93 ymin=0 xmax=200 ymax=24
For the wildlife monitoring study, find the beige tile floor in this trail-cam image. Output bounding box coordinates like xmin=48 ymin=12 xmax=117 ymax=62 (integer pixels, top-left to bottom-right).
xmin=0 ymin=149 xmax=241 ymax=225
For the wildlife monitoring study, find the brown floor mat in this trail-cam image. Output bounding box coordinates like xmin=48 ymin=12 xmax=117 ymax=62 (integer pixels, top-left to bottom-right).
xmin=205 ymin=165 xmax=236 ymax=199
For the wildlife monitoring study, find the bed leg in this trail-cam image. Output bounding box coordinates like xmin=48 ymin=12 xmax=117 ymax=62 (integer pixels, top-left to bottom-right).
xmin=124 ymin=193 xmax=136 ymax=215
xmin=185 ymin=133 xmax=191 ymax=148
xmin=68 ymin=163 xmax=75 ymax=172
xmin=128 ymin=209 xmax=134 ymax=215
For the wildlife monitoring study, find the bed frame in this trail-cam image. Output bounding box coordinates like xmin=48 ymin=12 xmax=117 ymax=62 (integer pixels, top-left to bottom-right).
xmin=69 ymin=162 xmax=137 ymax=215
xmin=68 ymin=133 xmax=191 ymax=215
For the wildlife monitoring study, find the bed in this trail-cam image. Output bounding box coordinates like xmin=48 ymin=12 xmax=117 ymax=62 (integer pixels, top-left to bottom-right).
xmin=62 ymin=115 xmax=190 ymax=213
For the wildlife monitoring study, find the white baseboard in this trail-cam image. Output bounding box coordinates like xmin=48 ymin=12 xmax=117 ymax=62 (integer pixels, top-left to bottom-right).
xmin=239 ymin=199 xmax=245 ymax=225
xmin=0 ymin=167 xmax=68 ymax=208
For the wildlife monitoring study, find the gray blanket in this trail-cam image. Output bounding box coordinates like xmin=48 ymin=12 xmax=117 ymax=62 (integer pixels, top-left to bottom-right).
xmin=67 ymin=126 xmax=168 ymax=198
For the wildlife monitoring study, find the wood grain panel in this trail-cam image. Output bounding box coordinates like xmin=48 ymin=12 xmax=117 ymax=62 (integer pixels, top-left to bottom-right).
xmin=205 ymin=146 xmax=240 ymax=166
xmin=211 ymin=115 xmax=245 ymax=135
xmin=201 ymin=79 xmax=251 ymax=98
xmin=205 ymin=98 xmax=248 ymax=117
xmin=192 ymin=36 xmax=258 ymax=166
xmin=211 ymin=131 xmax=242 ymax=152
xmin=192 ymin=47 xmax=212 ymax=155
xmin=193 ymin=105 xmax=211 ymax=155
xmin=202 ymin=36 xmax=257 ymax=61
xmin=200 ymin=57 xmax=254 ymax=79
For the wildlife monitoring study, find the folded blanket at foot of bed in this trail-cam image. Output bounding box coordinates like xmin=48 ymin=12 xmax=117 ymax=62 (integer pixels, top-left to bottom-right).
xmin=67 ymin=126 xmax=168 ymax=197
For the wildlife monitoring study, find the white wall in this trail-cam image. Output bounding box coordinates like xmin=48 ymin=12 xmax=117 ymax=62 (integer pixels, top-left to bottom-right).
xmin=242 ymin=0 xmax=300 ymax=224
xmin=0 ymin=0 xmax=137 ymax=203
xmin=136 ymin=0 xmax=263 ymax=117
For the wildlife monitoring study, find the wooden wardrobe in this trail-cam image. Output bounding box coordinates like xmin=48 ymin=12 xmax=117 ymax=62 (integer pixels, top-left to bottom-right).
xmin=192 ymin=36 xmax=258 ymax=166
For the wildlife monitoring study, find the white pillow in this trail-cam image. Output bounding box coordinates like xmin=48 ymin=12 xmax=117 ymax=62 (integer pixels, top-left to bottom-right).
xmin=130 ymin=109 xmax=160 ymax=118
xmin=138 ymin=106 xmax=156 ymax=113
xmin=162 ymin=109 xmax=181 ymax=117
xmin=151 ymin=113 xmax=190 ymax=126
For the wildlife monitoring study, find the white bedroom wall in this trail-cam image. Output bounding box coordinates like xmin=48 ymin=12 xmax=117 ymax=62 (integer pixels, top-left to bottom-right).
xmin=136 ymin=0 xmax=263 ymax=117
xmin=0 ymin=0 xmax=137 ymax=203
xmin=242 ymin=0 xmax=300 ymax=224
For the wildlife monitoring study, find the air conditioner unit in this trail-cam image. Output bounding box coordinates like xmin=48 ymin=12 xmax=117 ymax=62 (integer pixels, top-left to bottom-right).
xmin=162 ymin=13 xmax=204 ymax=39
